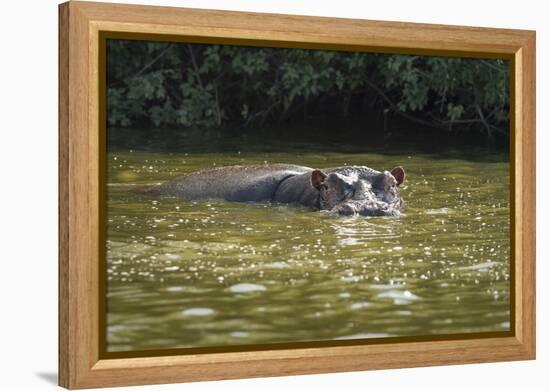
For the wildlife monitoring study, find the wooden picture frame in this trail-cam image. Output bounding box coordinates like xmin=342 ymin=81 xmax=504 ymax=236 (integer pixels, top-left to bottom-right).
xmin=58 ymin=1 xmax=536 ymax=389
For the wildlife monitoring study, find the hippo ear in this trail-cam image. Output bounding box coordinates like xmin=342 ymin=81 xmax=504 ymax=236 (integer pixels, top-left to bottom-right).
xmin=310 ymin=169 xmax=328 ymax=190
xmin=390 ymin=166 xmax=405 ymax=186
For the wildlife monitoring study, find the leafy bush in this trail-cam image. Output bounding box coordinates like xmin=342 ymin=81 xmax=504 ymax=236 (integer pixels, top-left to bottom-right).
xmin=107 ymin=40 xmax=509 ymax=140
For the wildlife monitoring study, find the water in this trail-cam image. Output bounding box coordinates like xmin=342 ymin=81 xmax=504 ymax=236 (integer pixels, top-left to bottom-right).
xmin=105 ymin=133 xmax=510 ymax=352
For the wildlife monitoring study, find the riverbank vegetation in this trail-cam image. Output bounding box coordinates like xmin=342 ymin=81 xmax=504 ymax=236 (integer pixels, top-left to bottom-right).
xmin=107 ymin=40 xmax=509 ymax=144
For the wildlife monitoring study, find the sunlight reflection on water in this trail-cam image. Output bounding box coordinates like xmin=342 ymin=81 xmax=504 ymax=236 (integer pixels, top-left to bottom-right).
xmin=106 ymin=146 xmax=510 ymax=352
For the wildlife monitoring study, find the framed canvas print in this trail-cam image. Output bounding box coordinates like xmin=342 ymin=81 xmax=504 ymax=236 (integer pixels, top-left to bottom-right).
xmin=58 ymin=1 xmax=536 ymax=389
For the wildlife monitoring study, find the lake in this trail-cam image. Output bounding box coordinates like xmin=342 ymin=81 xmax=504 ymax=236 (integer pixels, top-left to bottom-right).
xmin=105 ymin=131 xmax=510 ymax=352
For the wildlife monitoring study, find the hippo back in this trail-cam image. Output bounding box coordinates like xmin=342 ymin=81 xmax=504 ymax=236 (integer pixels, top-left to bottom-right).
xmin=151 ymin=164 xmax=312 ymax=202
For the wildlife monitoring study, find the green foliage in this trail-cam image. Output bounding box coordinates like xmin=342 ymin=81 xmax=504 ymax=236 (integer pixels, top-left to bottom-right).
xmin=107 ymin=39 xmax=509 ymax=139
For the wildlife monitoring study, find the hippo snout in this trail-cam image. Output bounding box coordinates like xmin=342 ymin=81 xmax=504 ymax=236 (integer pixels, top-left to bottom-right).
xmin=332 ymin=203 xmax=358 ymax=216
xmin=331 ymin=200 xmax=401 ymax=217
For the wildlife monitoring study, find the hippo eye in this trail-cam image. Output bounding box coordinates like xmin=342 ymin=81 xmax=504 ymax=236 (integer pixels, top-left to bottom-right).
xmin=343 ymin=187 xmax=355 ymax=200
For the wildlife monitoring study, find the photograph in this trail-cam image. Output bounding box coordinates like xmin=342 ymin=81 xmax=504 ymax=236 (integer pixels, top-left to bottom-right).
xmin=104 ymin=38 xmax=511 ymax=353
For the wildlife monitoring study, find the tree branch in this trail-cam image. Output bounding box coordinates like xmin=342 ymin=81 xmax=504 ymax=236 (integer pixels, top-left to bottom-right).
xmin=134 ymin=44 xmax=173 ymax=78
xmin=186 ymin=44 xmax=204 ymax=89
xmin=363 ymin=78 xmax=442 ymax=129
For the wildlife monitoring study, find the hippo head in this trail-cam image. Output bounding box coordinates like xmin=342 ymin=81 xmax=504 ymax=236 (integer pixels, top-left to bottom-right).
xmin=310 ymin=166 xmax=405 ymax=216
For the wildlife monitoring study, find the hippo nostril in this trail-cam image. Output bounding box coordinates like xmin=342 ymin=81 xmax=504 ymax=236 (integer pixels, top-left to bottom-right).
xmin=334 ymin=203 xmax=357 ymax=216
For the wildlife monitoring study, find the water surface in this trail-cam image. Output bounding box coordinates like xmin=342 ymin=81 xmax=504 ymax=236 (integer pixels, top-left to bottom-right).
xmin=106 ymin=135 xmax=510 ymax=352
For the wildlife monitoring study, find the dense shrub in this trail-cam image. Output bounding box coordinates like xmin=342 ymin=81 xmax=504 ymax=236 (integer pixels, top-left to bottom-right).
xmin=107 ymin=40 xmax=509 ymax=140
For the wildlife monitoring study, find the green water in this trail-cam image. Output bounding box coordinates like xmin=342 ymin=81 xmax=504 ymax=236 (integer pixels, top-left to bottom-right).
xmin=106 ymin=137 xmax=510 ymax=352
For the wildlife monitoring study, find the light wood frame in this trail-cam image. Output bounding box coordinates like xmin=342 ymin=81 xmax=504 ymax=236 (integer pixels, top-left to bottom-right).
xmin=59 ymin=1 xmax=536 ymax=389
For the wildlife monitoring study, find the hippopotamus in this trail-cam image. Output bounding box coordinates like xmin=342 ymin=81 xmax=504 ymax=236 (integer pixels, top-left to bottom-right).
xmin=148 ymin=164 xmax=405 ymax=216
